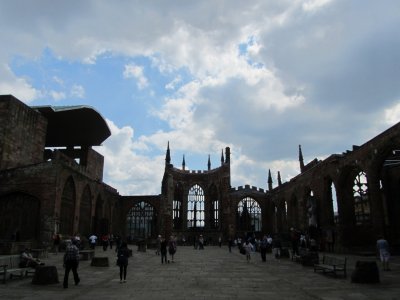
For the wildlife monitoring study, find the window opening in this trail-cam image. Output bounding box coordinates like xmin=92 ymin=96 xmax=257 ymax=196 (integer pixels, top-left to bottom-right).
xmin=187 ymin=184 xmax=205 ymax=228
xmin=127 ymin=201 xmax=156 ymax=239
xmin=353 ymin=171 xmax=370 ymax=225
xmin=237 ymin=197 xmax=262 ymax=232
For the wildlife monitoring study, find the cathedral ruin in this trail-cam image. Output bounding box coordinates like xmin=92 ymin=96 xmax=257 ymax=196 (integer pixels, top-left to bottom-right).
xmin=1 ymin=94 xmax=399 ymax=254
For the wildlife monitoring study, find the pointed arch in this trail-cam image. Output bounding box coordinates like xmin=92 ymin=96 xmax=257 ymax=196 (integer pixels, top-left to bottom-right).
xmin=127 ymin=201 xmax=157 ymax=238
xmin=93 ymin=196 xmax=103 ymax=235
xmin=237 ymin=197 xmax=262 ymax=232
xmin=60 ymin=176 xmax=76 ymax=235
xmin=187 ymin=184 xmax=205 ymax=228
xmin=79 ymin=185 xmax=92 ymax=236
xmin=353 ymin=171 xmax=370 ymax=225
xmin=305 ymin=188 xmax=317 ymax=227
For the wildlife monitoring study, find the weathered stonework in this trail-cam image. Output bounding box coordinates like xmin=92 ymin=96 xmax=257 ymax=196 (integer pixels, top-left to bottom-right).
xmin=1 ymin=94 xmax=399 ymax=254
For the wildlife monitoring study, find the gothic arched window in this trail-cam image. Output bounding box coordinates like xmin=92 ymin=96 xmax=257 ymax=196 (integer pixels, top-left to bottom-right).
xmin=237 ymin=197 xmax=262 ymax=232
xmin=187 ymin=184 xmax=205 ymax=228
xmin=127 ymin=201 xmax=156 ymax=238
xmin=353 ymin=171 xmax=370 ymax=225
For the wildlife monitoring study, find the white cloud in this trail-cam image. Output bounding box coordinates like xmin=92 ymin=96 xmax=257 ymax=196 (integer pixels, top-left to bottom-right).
xmin=70 ymin=84 xmax=85 ymax=98
xmin=0 ymin=65 xmax=40 ymax=103
xmin=123 ymin=64 xmax=148 ymax=90
xmin=53 ymin=76 xmax=64 ymax=86
xmin=384 ymin=102 xmax=400 ymax=126
xmin=1 ymin=0 xmax=399 ymax=195
xmin=302 ymin=0 xmax=333 ymax=12
xmin=95 ymin=119 xmax=164 ymax=195
xmin=165 ymin=75 xmax=182 ymax=90
xmin=49 ymin=90 xmax=66 ymax=101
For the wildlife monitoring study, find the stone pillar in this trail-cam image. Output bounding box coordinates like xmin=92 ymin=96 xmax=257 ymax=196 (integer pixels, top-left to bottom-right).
xmin=366 ymin=170 xmax=385 ymax=240
xmin=163 ymin=174 xmax=174 ymax=238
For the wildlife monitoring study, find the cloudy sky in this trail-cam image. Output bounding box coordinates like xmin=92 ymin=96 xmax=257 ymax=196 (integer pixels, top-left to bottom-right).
xmin=1 ymin=0 xmax=399 ymax=195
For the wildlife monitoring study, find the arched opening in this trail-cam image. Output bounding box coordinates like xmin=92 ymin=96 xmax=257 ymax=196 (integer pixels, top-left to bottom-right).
xmin=60 ymin=177 xmax=76 ymax=235
xmin=305 ymin=189 xmax=317 ymax=227
xmin=127 ymin=201 xmax=157 ymax=239
xmin=353 ymin=171 xmax=370 ymax=225
xmin=93 ymin=196 xmax=103 ymax=235
xmin=187 ymin=184 xmax=205 ymax=228
xmin=237 ymin=197 xmax=262 ymax=232
xmin=78 ymin=185 xmax=92 ymax=236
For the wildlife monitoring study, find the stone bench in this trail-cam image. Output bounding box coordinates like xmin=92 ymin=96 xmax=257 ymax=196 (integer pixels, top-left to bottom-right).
xmin=0 ymin=255 xmax=35 ymax=283
xmin=31 ymin=265 xmax=59 ymax=285
xmin=91 ymin=257 xmax=109 ymax=267
xmin=79 ymin=250 xmax=95 ymax=261
xmin=351 ymin=261 xmax=379 ymax=283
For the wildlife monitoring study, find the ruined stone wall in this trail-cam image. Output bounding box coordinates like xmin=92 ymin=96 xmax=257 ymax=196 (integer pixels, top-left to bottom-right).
xmin=0 ymin=95 xmax=47 ymax=170
xmin=85 ymin=147 xmax=104 ymax=181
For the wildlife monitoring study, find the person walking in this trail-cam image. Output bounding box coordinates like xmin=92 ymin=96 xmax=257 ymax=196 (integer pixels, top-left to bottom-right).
xmin=272 ymin=235 xmax=282 ymax=260
xmin=377 ymin=236 xmax=391 ymax=271
xmin=260 ymin=235 xmax=268 ymax=262
xmin=160 ymin=237 xmax=168 ymax=264
xmin=53 ymin=233 xmax=60 ymax=254
xmin=156 ymin=235 xmax=161 ymax=255
xmin=218 ymin=236 xmax=222 ymax=248
xmin=168 ymin=235 xmax=177 ymax=262
xmin=228 ymin=237 xmax=232 ymax=253
xmin=89 ymin=234 xmax=97 ymax=249
xmin=63 ymin=239 xmax=80 ymax=289
xmin=116 ymin=242 xmax=130 ymax=283
xmin=198 ymin=235 xmax=204 ymax=250
xmin=243 ymin=240 xmax=253 ymax=263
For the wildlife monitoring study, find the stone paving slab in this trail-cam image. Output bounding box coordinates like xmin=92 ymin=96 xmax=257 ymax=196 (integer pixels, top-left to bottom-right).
xmin=0 ymin=246 xmax=399 ymax=300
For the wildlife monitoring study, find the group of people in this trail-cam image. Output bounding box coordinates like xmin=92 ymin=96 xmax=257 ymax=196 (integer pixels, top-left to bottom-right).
xmin=156 ymin=235 xmax=177 ymax=263
xmin=18 ymin=230 xmax=393 ymax=289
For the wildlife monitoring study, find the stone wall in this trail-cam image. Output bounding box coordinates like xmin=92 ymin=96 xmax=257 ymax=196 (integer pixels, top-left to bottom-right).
xmin=0 ymin=95 xmax=47 ymax=170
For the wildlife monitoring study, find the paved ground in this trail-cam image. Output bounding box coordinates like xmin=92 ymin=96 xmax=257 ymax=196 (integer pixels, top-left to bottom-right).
xmin=0 ymin=245 xmax=399 ymax=300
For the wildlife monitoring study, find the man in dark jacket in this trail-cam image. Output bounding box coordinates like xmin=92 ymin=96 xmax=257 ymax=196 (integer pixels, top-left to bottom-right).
xmin=63 ymin=239 xmax=80 ymax=288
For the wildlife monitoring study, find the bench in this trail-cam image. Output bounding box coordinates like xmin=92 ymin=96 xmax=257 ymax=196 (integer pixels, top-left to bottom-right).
xmin=314 ymin=255 xmax=347 ymax=278
xmin=79 ymin=250 xmax=95 ymax=261
xmin=292 ymin=248 xmax=319 ymax=266
xmin=0 ymin=255 xmax=35 ymax=283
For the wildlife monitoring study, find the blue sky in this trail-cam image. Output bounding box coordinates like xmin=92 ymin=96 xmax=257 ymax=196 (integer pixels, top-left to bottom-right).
xmin=1 ymin=0 xmax=400 ymax=195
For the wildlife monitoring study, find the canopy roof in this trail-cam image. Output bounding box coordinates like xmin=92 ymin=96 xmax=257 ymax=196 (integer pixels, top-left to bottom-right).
xmin=33 ymin=105 xmax=111 ymax=147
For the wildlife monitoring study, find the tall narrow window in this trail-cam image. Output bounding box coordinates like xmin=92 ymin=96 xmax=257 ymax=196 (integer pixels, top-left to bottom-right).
xmin=212 ymin=200 xmax=219 ymax=228
xmin=237 ymin=197 xmax=262 ymax=232
xmin=353 ymin=171 xmax=370 ymax=225
xmin=209 ymin=185 xmax=219 ymax=229
xmin=187 ymin=184 xmax=205 ymax=228
xmin=173 ymin=200 xmax=181 ymax=229
xmin=173 ymin=183 xmax=183 ymax=229
xmin=331 ymin=182 xmax=339 ymax=224
xmin=284 ymin=201 xmax=288 ymax=218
